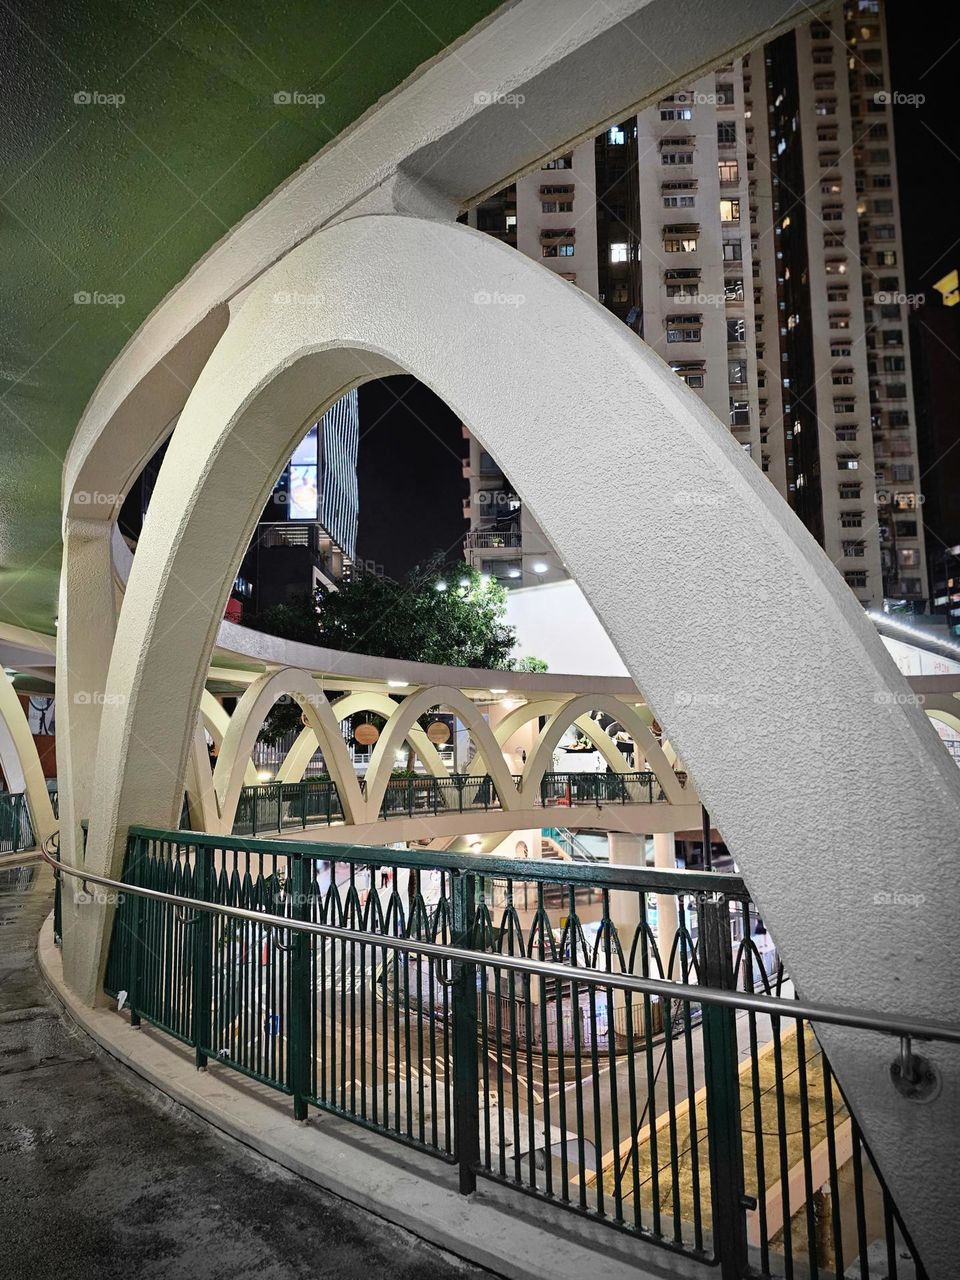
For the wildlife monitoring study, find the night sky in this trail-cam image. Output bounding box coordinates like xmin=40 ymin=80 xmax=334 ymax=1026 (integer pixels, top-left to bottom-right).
xmin=355 ymin=3 xmax=960 ymax=579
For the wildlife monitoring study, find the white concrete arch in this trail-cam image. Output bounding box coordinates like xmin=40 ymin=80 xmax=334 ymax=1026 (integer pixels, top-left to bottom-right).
xmin=520 ymin=695 xmax=685 ymax=805
xmin=0 ymin=670 xmax=55 ymax=845
xmin=212 ymin=668 xmax=364 ymax=831
xmin=275 ymin=691 xmax=450 ymax=785
xmin=73 ymin=212 xmax=960 ymax=1260
xmin=364 ymin=685 xmax=518 ymax=818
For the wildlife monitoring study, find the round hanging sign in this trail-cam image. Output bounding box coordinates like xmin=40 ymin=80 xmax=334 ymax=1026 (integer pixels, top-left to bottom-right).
xmin=426 ymin=720 xmax=451 ymax=745
xmin=354 ymin=723 xmax=380 ymax=745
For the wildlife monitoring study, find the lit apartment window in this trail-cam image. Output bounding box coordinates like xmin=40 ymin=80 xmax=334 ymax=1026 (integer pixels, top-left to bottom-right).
xmin=542 ymin=243 xmax=574 ymax=257
xmin=728 ymin=359 xmax=748 ymax=384
xmin=609 ymin=243 xmax=629 ymax=263
xmin=722 ymin=239 xmax=742 ymax=262
xmin=824 ymin=258 xmax=848 ymax=275
xmin=821 ymin=179 xmax=842 ymax=195
xmin=718 ymin=160 xmax=740 ymax=184
xmin=608 ymin=125 xmax=626 ymax=145
xmin=842 ymin=541 xmax=866 ymax=558
xmin=877 ymin=249 xmax=897 ymax=266
xmin=727 ymin=317 xmax=746 ymax=342
xmin=720 ymin=198 xmax=741 ymax=223
xmin=725 ymin=277 xmax=744 ymax=301
xmin=816 ymin=99 xmax=837 ymax=117
xmin=666 ymin=315 xmax=703 ymax=342
xmin=664 ymin=235 xmax=699 ymax=252
xmin=899 ymin=547 xmax=920 ymax=567
xmin=838 ymin=453 xmax=860 ymax=470
xmin=829 ymin=312 xmax=851 ymax=329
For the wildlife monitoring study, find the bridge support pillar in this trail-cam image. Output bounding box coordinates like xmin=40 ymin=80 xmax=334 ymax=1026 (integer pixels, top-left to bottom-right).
xmin=653 ymin=832 xmax=680 ymax=977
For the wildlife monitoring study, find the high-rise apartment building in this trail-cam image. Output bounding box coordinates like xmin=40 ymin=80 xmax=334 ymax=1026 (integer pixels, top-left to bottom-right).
xmin=463 ymin=0 xmax=927 ymax=607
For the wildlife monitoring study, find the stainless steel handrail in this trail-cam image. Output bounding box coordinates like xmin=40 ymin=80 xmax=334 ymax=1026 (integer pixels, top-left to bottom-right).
xmin=39 ymin=840 xmax=960 ymax=1047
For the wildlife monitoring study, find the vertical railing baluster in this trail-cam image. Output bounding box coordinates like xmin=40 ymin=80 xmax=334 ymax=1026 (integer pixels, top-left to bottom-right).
xmin=192 ymin=843 xmax=213 ymax=1070
xmin=289 ymin=855 xmax=311 ymax=1121
xmin=700 ymin=894 xmax=749 ymax=1279
xmin=451 ymin=870 xmax=480 ymax=1194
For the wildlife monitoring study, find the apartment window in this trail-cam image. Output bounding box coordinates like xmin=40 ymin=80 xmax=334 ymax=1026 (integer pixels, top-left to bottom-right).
xmin=608 ymin=125 xmax=626 ymax=144
xmin=722 ymin=239 xmax=743 ymax=262
xmin=670 ymin=362 xmax=705 ymax=388
xmin=883 ymin=356 xmax=906 ymax=373
xmin=899 ymin=547 xmax=920 ymax=567
xmin=718 ymin=159 xmax=740 ymax=184
xmin=841 ymin=511 xmax=864 ymax=528
xmin=873 ymin=174 xmax=892 ymax=189
xmin=874 ymin=224 xmax=897 ymax=240
xmin=660 ymin=107 xmax=693 ymax=121
xmin=730 ymin=400 xmax=750 ymax=426
xmin=728 ymin=359 xmax=748 ymax=384
xmin=842 ymin=541 xmax=866 ymax=558
xmin=873 ymin=199 xmax=894 ymax=214
xmin=889 ymin=410 xmax=910 ymax=427
xmin=665 ymin=281 xmax=700 ymax=299
xmin=827 ymin=287 xmax=849 ymax=303
xmin=610 ymin=242 xmax=630 ymax=263
xmin=822 ymin=204 xmax=844 ymax=221
xmin=543 ymin=242 xmax=575 ymax=257
xmin=664 ymin=235 xmax=699 ymax=252
xmin=877 ymin=250 xmax=898 ymax=266
xmin=834 ymin=397 xmax=857 ymax=413
xmin=844 ymin=571 xmax=868 ymax=588
xmin=661 ymin=145 xmax=694 ymax=165
xmin=882 ymin=329 xmax=903 ymax=346
xmin=887 ymin=383 xmax=907 ymax=399
xmin=901 ymin=577 xmax=922 ymax=594
xmin=836 ymin=426 xmax=858 ymax=441
xmin=542 ymin=154 xmax=572 ymax=169
xmin=839 ymin=483 xmax=862 ymax=499
xmin=666 ymin=316 xmax=703 ymax=343
xmin=895 ymin=520 xmax=918 ymax=537
xmin=727 ymin=317 xmax=746 ymax=342
xmin=716 ymin=82 xmax=735 ymax=105
xmin=821 ymin=179 xmax=842 ymax=195
xmin=720 ymin=198 xmax=741 ymax=223
xmin=832 ymin=368 xmax=855 ymax=386
xmin=824 ymin=258 xmax=848 ymax=275
xmin=541 ymin=201 xmax=557 ymax=213
xmin=724 ymin=277 xmax=744 ymax=302
xmin=717 ymin=120 xmax=737 ymax=146
xmin=812 ymin=49 xmax=834 ymax=65
xmin=557 ymin=243 xmax=574 ymax=256
xmin=830 ymin=312 xmax=851 ymax=329
xmin=816 ymin=99 xmax=838 ymax=117
xmin=831 ymin=341 xmax=852 ymax=357
xmin=541 ymin=199 xmax=573 ymax=213
xmin=663 ymin=194 xmax=696 ymax=208
xmin=838 ymin=453 xmax=860 ymax=469
xmin=892 ymin=463 xmax=914 ymax=482
xmin=820 ymin=151 xmax=840 ymax=168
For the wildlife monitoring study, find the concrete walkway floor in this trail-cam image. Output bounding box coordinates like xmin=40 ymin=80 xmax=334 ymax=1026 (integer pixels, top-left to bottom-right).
xmin=0 ymin=861 xmax=491 ymax=1280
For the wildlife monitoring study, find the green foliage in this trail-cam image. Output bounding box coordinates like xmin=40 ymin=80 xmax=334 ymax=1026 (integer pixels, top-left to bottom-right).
xmin=507 ymin=654 xmax=549 ymax=673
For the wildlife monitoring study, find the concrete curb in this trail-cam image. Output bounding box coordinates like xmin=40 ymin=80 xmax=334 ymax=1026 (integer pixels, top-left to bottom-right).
xmin=38 ymin=914 xmax=702 ymax=1280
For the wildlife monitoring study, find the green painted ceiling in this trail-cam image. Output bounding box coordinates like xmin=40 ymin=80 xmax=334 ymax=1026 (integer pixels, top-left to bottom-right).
xmin=0 ymin=0 xmax=503 ymax=635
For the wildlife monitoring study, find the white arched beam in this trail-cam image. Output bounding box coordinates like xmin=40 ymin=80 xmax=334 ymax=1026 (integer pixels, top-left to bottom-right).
xmin=364 ymin=685 xmax=517 ymax=818
xmin=275 ymin=690 xmax=451 ymax=786
xmin=213 ymin=668 xmax=364 ymax=831
xmin=76 ymin=215 xmax=960 ymax=1265
xmin=0 ymin=671 xmax=55 ymax=846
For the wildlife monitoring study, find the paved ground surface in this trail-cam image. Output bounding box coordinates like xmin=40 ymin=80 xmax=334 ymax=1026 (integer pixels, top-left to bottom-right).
xmin=0 ymin=860 xmax=493 ymax=1280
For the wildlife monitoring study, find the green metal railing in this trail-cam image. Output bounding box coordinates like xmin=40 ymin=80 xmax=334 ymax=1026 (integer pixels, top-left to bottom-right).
xmin=231 ymin=770 xmax=667 ymax=836
xmin=95 ymin=827 xmax=942 ymax=1280
xmin=0 ymin=792 xmax=34 ymax=853
xmin=232 ymin=780 xmax=343 ymax=837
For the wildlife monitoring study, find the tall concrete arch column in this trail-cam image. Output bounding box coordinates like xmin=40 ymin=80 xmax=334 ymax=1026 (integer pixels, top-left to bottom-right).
xmin=63 ymin=212 xmax=959 ymax=1269
xmin=0 ymin=668 xmax=55 ymax=846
